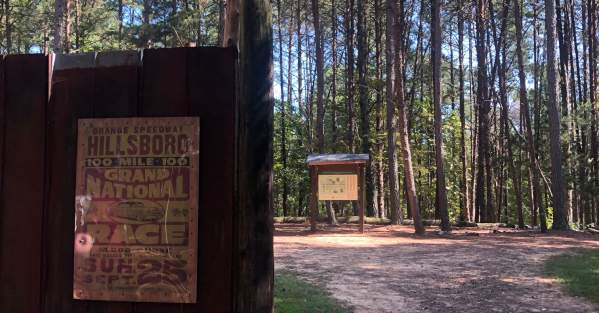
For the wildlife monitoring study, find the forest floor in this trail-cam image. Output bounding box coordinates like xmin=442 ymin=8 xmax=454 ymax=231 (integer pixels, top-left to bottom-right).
xmin=274 ymin=223 xmax=599 ymax=313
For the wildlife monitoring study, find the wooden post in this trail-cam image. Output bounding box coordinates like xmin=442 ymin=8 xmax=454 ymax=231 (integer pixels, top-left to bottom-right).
xmin=234 ymin=0 xmax=274 ymax=311
xmin=358 ymin=164 xmax=365 ymax=233
xmin=310 ymin=166 xmax=318 ymax=231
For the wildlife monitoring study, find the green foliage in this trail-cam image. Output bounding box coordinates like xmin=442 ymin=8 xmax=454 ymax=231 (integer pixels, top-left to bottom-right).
xmin=274 ymin=272 xmax=351 ymax=313
xmin=0 ymin=0 xmax=221 ymax=54
xmin=545 ymin=249 xmax=599 ymax=304
xmin=273 ymin=100 xmax=311 ymax=216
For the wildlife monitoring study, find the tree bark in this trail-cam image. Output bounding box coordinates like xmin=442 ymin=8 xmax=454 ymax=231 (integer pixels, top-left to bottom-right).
xmin=589 ymin=0 xmax=598 ymax=225
xmin=431 ymin=0 xmax=450 ymax=231
xmin=284 ymin=0 xmax=294 ymax=218
xmin=556 ymin=0 xmax=574 ymax=222
xmin=331 ymin=0 xmax=338 ymax=149
xmin=277 ymin=0 xmax=288 ymax=217
xmin=475 ymin=0 xmax=490 ymax=223
xmin=53 ymin=0 xmax=65 ymax=52
xmin=223 ymin=0 xmax=239 ymax=47
xmin=4 ymin=0 xmax=11 ymax=52
xmin=234 ymin=0 xmax=274 ymax=310
xmin=218 ymin=0 xmax=225 ymax=44
xmin=545 ymin=0 xmax=569 ymax=230
xmin=142 ymin=0 xmax=153 ymax=47
xmin=514 ymin=0 xmax=540 ymax=229
xmin=345 ymin=0 xmax=356 ymax=153
xmin=312 ymin=0 xmax=325 ymax=154
xmin=386 ymin=0 xmax=402 ymax=225
xmin=311 ymin=0 xmax=336 ymax=224
xmin=297 ymin=0 xmax=303 ymax=136
xmin=357 ymin=0 xmax=378 ymax=217
xmin=536 ymin=0 xmax=547 ymax=225
xmin=457 ymin=0 xmax=469 ymax=222
xmin=393 ymin=0 xmax=424 ymax=234
xmin=374 ymin=0 xmax=385 ymax=218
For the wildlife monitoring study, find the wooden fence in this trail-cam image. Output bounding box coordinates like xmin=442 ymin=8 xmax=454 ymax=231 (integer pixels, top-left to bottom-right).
xmin=0 ymin=47 xmax=238 ymax=313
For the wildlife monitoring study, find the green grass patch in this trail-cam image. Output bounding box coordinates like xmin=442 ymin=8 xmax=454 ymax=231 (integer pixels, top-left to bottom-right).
xmin=544 ymin=249 xmax=599 ymax=303
xmin=274 ymin=272 xmax=351 ymax=313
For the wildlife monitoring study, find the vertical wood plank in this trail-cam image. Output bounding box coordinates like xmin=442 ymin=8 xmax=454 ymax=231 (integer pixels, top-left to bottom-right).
xmin=0 ymin=56 xmax=4 ymax=255
xmin=93 ymin=51 xmax=139 ymax=117
xmin=0 ymin=54 xmax=48 ymax=313
xmin=141 ymin=48 xmax=189 ymax=116
xmin=135 ymin=47 xmax=189 ymax=313
xmin=43 ymin=53 xmax=96 ymax=313
xmin=359 ymin=164 xmax=365 ymax=233
xmin=310 ymin=166 xmax=318 ymax=231
xmin=84 ymin=51 xmax=141 ymax=313
xmin=0 ymin=56 xmax=5 ymax=312
xmin=186 ymin=47 xmax=236 ymax=313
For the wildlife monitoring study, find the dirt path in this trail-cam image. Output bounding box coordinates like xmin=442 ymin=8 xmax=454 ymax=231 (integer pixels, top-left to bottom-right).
xmin=274 ymin=224 xmax=599 ymax=313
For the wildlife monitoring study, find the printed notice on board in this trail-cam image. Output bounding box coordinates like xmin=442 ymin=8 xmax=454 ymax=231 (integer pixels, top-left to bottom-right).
xmin=318 ymin=174 xmax=358 ymax=200
xmin=73 ymin=117 xmax=199 ymax=303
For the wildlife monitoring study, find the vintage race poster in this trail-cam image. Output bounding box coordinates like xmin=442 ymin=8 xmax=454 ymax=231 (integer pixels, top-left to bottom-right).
xmin=318 ymin=174 xmax=358 ymax=201
xmin=73 ymin=117 xmax=199 ymax=303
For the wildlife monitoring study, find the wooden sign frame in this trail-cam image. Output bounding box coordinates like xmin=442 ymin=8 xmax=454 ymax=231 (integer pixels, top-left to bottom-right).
xmin=73 ymin=117 xmax=200 ymax=303
xmin=308 ymin=160 xmax=367 ymax=233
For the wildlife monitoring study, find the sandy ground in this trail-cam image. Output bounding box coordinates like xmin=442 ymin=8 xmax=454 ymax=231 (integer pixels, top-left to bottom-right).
xmin=274 ymin=224 xmax=599 ymax=313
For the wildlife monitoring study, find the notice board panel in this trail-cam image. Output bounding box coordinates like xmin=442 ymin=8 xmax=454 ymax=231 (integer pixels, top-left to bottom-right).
xmin=317 ymin=174 xmax=358 ymax=200
xmin=73 ymin=117 xmax=200 ymax=304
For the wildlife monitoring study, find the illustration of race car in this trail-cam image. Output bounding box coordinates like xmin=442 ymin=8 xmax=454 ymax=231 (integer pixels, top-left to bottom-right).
xmin=108 ymin=200 xmax=165 ymax=223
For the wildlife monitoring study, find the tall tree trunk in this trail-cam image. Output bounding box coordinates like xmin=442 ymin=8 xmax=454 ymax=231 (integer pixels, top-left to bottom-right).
xmin=393 ymin=0 xmax=424 ymax=234
xmin=457 ymin=0 xmax=469 ymax=222
xmin=431 ymin=0 xmax=450 ymax=231
xmin=116 ymin=0 xmax=123 ymax=47
xmin=223 ymin=0 xmax=239 ymax=47
xmin=514 ymin=0 xmax=541 ymax=229
xmin=545 ymin=0 xmax=569 ymax=230
xmin=468 ymin=17 xmax=477 ymax=222
xmin=218 ymin=0 xmax=225 ymax=44
xmin=234 ymin=0 xmax=274 ymax=309
xmin=589 ymin=0 xmax=598 ymax=224
xmin=284 ymin=0 xmax=294 ymax=218
xmin=4 ymin=0 xmax=11 ymax=52
xmin=312 ymin=0 xmax=324 ymax=153
xmin=312 ymin=0 xmax=336 ymax=225
xmin=142 ymin=0 xmax=153 ymax=47
xmin=566 ymin=0 xmax=579 ymax=224
xmin=64 ymin=0 xmax=71 ymax=52
xmin=331 ymin=0 xmax=338 ymax=149
xmin=277 ymin=0 xmax=288 ymax=217
xmin=532 ymin=0 xmax=541 ymax=226
xmin=556 ymin=0 xmax=574 ymax=221
xmin=386 ymin=0 xmax=402 ymax=224
xmin=53 ymin=0 xmax=65 ymax=52
xmin=357 ymin=0 xmax=378 ymax=217
xmin=433 ymin=0 xmax=451 ymax=228
xmin=306 ymin=31 xmax=314 ymax=153
xmin=374 ymin=0 xmax=385 ymax=218
xmin=345 ymin=0 xmax=356 ymax=154
xmin=297 ymin=0 xmax=303 ymax=138
xmin=495 ymin=0 xmax=511 ymax=224
xmin=475 ymin=0 xmax=491 ymax=223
